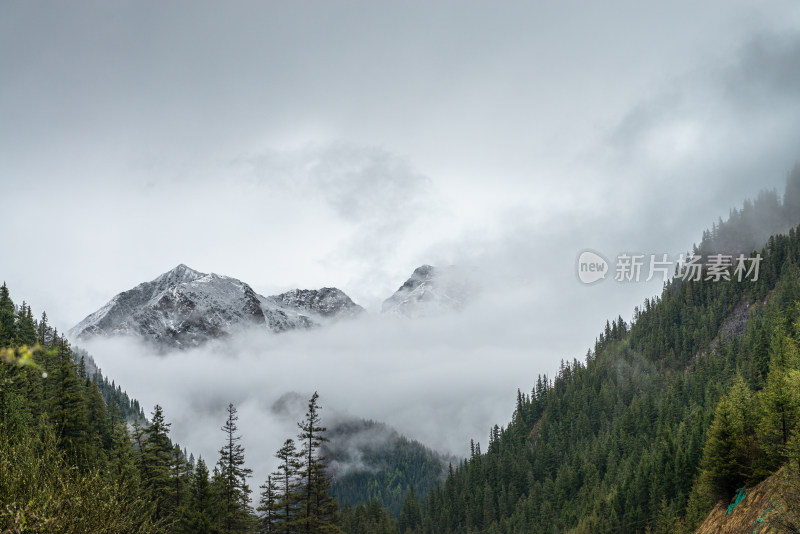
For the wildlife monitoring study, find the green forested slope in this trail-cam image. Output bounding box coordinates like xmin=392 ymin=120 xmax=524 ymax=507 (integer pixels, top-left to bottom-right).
xmin=325 ymin=419 xmax=446 ymax=516
xmin=392 ymin=184 xmax=800 ymax=533
xmin=0 ymin=288 xmax=165 ymax=532
xmin=0 ymin=285 xmax=344 ymax=533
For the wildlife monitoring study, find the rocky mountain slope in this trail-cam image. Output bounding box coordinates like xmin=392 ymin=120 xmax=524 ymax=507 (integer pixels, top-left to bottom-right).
xmin=69 ymin=264 xmax=363 ymax=349
xmin=695 ymin=471 xmax=790 ymax=533
xmin=70 ymin=262 xmax=476 ymax=349
xmin=381 ymin=264 xmax=473 ymax=317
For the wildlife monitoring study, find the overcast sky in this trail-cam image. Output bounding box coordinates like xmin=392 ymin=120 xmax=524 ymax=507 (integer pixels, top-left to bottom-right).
xmin=4 ymin=1 xmax=800 ymax=474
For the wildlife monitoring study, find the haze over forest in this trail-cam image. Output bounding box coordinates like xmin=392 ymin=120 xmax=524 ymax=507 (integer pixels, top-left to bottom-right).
xmin=4 ymin=2 xmax=800 ymax=533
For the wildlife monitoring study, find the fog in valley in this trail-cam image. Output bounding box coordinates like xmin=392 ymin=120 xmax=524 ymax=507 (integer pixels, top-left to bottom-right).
xmin=4 ymin=0 xmax=800 ymax=498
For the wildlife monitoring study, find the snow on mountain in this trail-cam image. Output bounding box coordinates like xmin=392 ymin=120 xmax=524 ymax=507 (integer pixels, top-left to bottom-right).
xmin=381 ymin=264 xmax=474 ymax=318
xmin=69 ymin=264 xmax=363 ymax=350
xmin=269 ymin=288 xmax=364 ymax=319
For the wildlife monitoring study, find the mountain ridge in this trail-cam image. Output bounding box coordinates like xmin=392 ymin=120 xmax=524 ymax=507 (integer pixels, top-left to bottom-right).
xmin=70 ymin=263 xmax=477 ymax=349
xmin=381 ymin=264 xmax=473 ymax=317
xmin=69 ymin=264 xmax=364 ymax=349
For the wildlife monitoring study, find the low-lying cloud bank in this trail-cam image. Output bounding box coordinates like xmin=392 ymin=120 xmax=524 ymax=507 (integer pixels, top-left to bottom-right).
xmin=79 ymin=280 xmax=580 ymax=487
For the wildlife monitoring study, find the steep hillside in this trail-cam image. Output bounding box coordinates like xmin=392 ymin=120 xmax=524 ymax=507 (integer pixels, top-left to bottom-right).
xmin=391 ymin=172 xmax=800 ymax=534
xmin=695 ymin=473 xmax=782 ymax=534
xmin=695 ymin=165 xmax=800 ymax=256
xmin=324 ymin=418 xmax=448 ymax=516
xmin=0 ymin=286 xmax=165 ymax=532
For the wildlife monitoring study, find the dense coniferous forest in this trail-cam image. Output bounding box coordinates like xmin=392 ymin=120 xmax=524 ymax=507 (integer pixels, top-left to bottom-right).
xmin=324 ymin=419 xmax=446 ymax=516
xmin=5 ymin=170 xmax=800 ymax=532
xmin=0 ymin=294 xmax=344 ymax=533
xmin=696 ymin=166 xmax=800 ymax=256
xmin=381 ymin=171 xmax=800 ymax=533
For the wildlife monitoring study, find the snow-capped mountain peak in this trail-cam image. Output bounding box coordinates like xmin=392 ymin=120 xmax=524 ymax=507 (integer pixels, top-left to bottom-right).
xmin=154 ymin=264 xmax=205 ymax=285
xmin=381 ymin=264 xmax=473 ymax=317
xmin=270 ymin=288 xmax=364 ymax=319
xmin=69 ymin=265 xmax=363 ymax=350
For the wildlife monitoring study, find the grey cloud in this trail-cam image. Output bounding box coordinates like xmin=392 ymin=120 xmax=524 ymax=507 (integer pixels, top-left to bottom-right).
xmin=237 ymin=143 xmax=439 ymax=305
xmin=586 ymin=28 xmax=800 ymax=269
xmin=608 ymin=30 xmax=800 ymax=175
xmin=243 ymin=143 xmax=432 ymax=224
xmin=725 ymin=32 xmax=800 ymax=105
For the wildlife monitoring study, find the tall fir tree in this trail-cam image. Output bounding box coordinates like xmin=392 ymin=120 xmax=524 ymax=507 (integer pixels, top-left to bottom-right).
xmin=258 ymin=475 xmax=281 ymax=534
xmin=758 ymin=330 xmax=800 ymax=468
xmin=698 ymin=377 xmax=758 ymax=500
xmin=16 ymin=303 xmax=36 ymax=346
xmin=182 ymin=457 xmax=217 ymax=534
xmin=216 ymin=403 xmax=253 ymax=534
xmin=170 ymin=443 xmax=193 ymax=524
xmin=274 ymin=438 xmax=303 ymax=532
xmin=0 ymin=282 xmax=16 ymax=346
xmin=50 ymin=336 xmax=89 ymax=468
xmin=108 ymin=412 xmax=140 ymax=489
xmin=140 ymin=404 xmax=175 ymax=523
xmin=85 ymin=374 xmax=112 ymax=464
xmin=36 ymin=311 xmax=51 ymax=345
xmin=398 ymin=487 xmax=422 ymax=533
xmin=296 ymin=392 xmax=339 ymax=533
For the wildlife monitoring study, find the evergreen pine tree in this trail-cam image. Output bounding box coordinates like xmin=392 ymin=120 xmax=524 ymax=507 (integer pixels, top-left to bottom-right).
xmin=398 ymin=487 xmax=422 ymax=533
xmin=697 ymin=378 xmax=756 ymax=500
xmin=140 ymin=404 xmax=175 ymax=523
xmin=85 ymin=375 xmax=112 ymax=461
xmin=759 ymin=331 xmax=800 ymax=467
xmin=182 ymin=457 xmax=217 ymax=534
xmin=216 ymin=403 xmax=253 ymax=534
xmin=77 ymin=354 xmax=87 ymax=381
xmin=109 ymin=414 xmax=139 ymax=488
xmin=258 ymin=475 xmax=281 ymax=534
xmin=0 ymin=283 xmax=17 ymax=346
xmin=274 ymin=438 xmax=303 ymax=532
xmin=36 ymin=311 xmax=51 ymax=345
xmin=171 ymin=443 xmax=193 ymax=524
xmin=50 ymin=337 xmax=89 ymax=467
xmin=16 ymin=303 xmax=36 ymax=346
xmin=296 ymin=392 xmax=339 ymax=533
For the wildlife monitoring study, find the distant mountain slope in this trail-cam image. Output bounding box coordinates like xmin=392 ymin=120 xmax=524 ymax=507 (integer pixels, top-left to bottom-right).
xmin=324 ymin=418 xmax=449 ymax=516
xmin=68 ymin=264 xmax=363 ymax=349
xmin=382 ymin=265 xmax=473 ymax=317
xmin=695 ymin=165 xmax=800 ymax=255
xmin=271 ymin=288 xmax=365 ymax=319
xmin=72 ymin=348 xmax=146 ymax=425
xmin=271 ymin=392 xmax=448 ymax=516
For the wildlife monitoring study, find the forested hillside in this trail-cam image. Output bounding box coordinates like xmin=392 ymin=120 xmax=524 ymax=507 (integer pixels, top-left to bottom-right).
xmin=0 ymin=287 xmax=163 ymax=532
xmin=0 ymin=285 xmax=344 ymax=533
xmin=325 ymin=419 xmax=446 ymax=516
xmin=384 ymin=178 xmax=800 ymax=533
xmin=696 ymin=165 xmax=800 ymax=256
